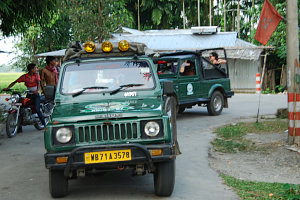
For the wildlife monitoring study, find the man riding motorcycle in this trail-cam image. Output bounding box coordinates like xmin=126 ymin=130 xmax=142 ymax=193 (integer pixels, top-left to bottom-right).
xmin=3 ymin=63 xmax=46 ymax=132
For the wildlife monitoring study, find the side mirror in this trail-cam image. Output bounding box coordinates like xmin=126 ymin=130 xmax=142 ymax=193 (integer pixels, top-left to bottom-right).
xmin=162 ymin=81 xmax=174 ymax=95
xmin=44 ymin=85 xmax=55 ymax=102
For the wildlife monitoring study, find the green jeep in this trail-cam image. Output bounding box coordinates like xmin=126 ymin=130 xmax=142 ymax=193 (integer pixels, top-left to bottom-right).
xmin=153 ymin=48 xmax=234 ymax=115
xmin=44 ymin=41 xmax=180 ymax=198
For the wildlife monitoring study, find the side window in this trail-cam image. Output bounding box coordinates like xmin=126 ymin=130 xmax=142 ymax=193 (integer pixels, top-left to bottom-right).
xmin=180 ymin=59 xmax=196 ymax=76
xmin=202 ymin=50 xmax=227 ymax=79
xmin=156 ymin=60 xmax=178 ymax=75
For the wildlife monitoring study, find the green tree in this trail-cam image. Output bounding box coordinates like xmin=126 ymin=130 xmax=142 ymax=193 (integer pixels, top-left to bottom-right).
xmin=65 ymin=0 xmax=134 ymax=42
xmin=0 ymin=0 xmax=58 ymax=36
xmin=13 ymin=9 xmax=73 ymax=71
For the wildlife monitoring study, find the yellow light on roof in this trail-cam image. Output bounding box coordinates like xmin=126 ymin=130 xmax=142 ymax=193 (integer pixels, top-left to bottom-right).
xmin=118 ymin=40 xmax=129 ymax=51
xmin=84 ymin=41 xmax=96 ymax=53
xmin=102 ymin=41 xmax=113 ymax=52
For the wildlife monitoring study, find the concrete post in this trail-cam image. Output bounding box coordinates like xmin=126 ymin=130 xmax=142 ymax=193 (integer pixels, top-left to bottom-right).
xmin=287 ymin=0 xmax=300 ymax=144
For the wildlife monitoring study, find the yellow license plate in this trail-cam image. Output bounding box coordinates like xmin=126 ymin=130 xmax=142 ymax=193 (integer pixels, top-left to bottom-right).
xmin=84 ymin=149 xmax=131 ymax=164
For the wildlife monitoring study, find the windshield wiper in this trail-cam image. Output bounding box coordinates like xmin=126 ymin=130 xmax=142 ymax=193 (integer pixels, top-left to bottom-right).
xmin=110 ymin=84 xmax=144 ymax=95
xmin=72 ymin=86 xmax=108 ymax=97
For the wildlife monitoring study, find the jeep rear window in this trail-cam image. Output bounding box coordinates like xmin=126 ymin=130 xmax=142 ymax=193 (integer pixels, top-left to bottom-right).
xmin=61 ymin=60 xmax=155 ymax=94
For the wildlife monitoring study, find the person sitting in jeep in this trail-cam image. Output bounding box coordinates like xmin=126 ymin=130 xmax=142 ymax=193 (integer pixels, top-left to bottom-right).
xmin=209 ymin=52 xmax=227 ymax=66
xmin=180 ymin=60 xmax=196 ymax=76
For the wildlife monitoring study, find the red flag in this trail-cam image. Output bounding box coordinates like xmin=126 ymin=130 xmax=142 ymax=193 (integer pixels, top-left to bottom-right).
xmin=255 ymin=0 xmax=282 ymax=46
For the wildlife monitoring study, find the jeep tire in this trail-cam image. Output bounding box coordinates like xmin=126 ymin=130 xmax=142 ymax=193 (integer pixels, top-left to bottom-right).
xmin=154 ymin=159 xmax=175 ymax=196
xmin=207 ymin=91 xmax=224 ymax=116
xmin=49 ymin=170 xmax=68 ymax=198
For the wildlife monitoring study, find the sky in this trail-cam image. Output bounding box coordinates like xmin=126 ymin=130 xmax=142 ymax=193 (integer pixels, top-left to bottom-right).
xmin=0 ymin=36 xmax=19 ymax=66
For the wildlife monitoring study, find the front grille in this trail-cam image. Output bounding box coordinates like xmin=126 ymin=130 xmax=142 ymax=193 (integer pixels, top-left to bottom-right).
xmin=77 ymin=123 xmax=139 ymax=143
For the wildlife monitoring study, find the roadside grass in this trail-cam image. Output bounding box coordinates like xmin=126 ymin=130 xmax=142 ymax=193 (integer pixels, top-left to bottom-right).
xmin=211 ymin=120 xmax=288 ymax=153
xmin=0 ymin=73 xmax=26 ymax=92
xmin=221 ymin=174 xmax=300 ymax=200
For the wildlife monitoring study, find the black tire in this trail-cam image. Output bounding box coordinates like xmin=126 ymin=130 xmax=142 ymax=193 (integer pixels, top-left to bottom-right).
xmin=164 ymin=96 xmax=176 ymax=122
xmin=178 ymin=106 xmax=185 ymax=114
xmin=49 ymin=170 xmax=68 ymax=198
xmin=207 ymin=91 xmax=224 ymax=116
xmin=6 ymin=112 xmax=19 ymax=138
xmin=154 ymin=159 xmax=175 ymax=196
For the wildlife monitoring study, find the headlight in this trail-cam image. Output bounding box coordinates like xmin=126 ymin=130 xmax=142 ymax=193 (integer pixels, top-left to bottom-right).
xmin=56 ymin=128 xmax=72 ymax=143
xmin=11 ymin=94 xmax=19 ymax=103
xmin=144 ymin=121 xmax=160 ymax=137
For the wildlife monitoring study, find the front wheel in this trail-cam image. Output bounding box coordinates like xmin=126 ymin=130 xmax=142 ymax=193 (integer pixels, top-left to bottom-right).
xmin=6 ymin=112 xmax=19 ymax=138
xmin=154 ymin=159 xmax=175 ymax=196
xmin=207 ymin=91 xmax=224 ymax=116
xmin=49 ymin=170 xmax=68 ymax=198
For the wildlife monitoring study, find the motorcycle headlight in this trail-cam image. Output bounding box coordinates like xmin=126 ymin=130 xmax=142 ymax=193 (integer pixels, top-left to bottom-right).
xmin=11 ymin=94 xmax=19 ymax=103
xmin=56 ymin=128 xmax=72 ymax=143
xmin=144 ymin=121 xmax=160 ymax=137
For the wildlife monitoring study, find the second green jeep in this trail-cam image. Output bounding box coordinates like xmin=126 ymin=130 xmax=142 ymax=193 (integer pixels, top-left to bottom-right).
xmin=153 ymin=48 xmax=234 ymax=116
xmin=44 ymin=41 xmax=180 ymax=198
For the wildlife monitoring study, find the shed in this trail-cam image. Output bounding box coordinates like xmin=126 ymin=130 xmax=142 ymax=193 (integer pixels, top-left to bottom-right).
xmin=110 ymin=27 xmax=266 ymax=92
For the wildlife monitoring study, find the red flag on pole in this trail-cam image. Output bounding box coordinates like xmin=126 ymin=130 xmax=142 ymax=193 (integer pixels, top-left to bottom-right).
xmin=255 ymin=0 xmax=282 ymax=46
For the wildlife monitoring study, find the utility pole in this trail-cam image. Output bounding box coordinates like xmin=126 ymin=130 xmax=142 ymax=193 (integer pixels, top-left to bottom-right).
xmin=224 ymin=0 xmax=226 ymax=31
xmin=198 ymin=0 xmax=200 ymax=26
xmin=287 ymin=0 xmax=300 ymax=145
xmin=137 ymin=0 xmax=140 ymax=31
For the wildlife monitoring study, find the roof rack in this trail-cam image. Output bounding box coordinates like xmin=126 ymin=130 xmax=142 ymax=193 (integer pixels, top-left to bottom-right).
xmin=63 ymin=41 xmax=147 ymax=62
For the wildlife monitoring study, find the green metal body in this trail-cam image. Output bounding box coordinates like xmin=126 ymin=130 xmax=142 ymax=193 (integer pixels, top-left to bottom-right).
xmin=153 ymin=50 xmax=233 ymax=109
xmin=44 ymin=56 xmax=172 ymax=153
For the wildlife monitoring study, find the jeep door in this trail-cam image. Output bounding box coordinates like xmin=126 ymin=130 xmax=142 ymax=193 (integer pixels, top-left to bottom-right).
xmin=177 ymin=58 xmax=201 ymax=101
xmin=198 ymin=52 xmax=230 ymax=97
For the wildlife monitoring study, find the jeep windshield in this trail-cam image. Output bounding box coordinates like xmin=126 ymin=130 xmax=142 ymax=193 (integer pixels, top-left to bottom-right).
xmin=61 ymin=60 xmax=155 ymax=95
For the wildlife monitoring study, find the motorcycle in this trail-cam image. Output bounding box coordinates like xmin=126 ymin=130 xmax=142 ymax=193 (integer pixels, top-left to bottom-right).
xmin=4 ymin=89 xmax=53 ymax=138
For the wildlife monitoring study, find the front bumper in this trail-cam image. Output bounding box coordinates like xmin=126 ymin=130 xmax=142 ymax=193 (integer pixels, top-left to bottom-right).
xmin=226 ymin=91 xmax=234 ymax=98
xmin=45 ymin=143 xmax=175 ymax=176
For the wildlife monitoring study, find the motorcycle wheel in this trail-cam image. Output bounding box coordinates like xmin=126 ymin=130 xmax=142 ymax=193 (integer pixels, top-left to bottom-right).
xmin=6 ymin=112 xmax=19 ymax=138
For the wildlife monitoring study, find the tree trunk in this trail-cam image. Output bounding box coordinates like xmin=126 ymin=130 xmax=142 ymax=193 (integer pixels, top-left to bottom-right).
xmin=280 ymin=65 xmax=287 ymax=87
xmin=33 ymin=35 xmax=38 ymax=64
xmin=217 ymin=0 xmax=219 ymax=26
xmin=97 ymin=0 xmax=103 ymax=42
xmin=251 ymin=0 xmax=254 ymax=42
xmin=209 ymin=0 xmax=212 ymax=26
xmin=237 ymin=0 xmax=240 ymax=38
xmin=138 ymin=0 xmax=140 ymax=30
xmin=198 ymin=0 xmax=200 ymax=26
xmin=182 ymin=0 xmax=185 ymax=29
xmin=231 ymin=1 xmax=235 ymax=32
xmin=224 ymin=0 xmax=226 ymax=31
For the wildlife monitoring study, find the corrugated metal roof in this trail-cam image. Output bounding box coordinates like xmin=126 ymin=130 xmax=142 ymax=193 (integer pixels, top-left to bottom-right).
xmin=111 ymin=27 xmax=263 ymax=60
xmin=35 ymin=49 xmax=66 ymax=57
xmin=111 ymin=32 xmax=237 ymax=50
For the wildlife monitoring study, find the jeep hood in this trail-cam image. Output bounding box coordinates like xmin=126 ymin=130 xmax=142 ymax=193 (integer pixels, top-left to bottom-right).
xmin=52 ymin=98 xmax=163 ymax=123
